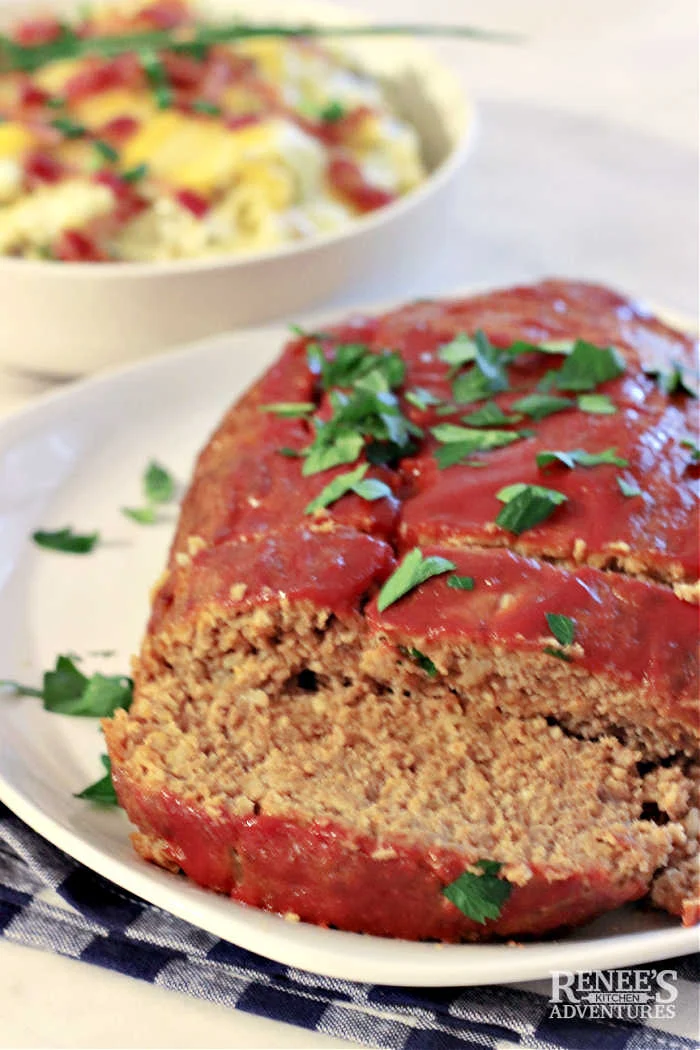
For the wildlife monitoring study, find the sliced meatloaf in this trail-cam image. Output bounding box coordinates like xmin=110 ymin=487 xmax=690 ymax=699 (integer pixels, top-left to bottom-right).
xmin=104 ymin=279 xmax=699 ymax=940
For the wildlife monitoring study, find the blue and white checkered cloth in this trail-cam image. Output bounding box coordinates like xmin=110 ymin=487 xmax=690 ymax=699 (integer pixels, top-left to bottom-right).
xmin=0 ymin=802 xmax=697 ymax=1050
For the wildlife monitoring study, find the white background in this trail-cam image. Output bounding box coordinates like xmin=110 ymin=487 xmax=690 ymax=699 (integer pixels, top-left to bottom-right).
xmin=0 ymin=0 xmax=698 ymax=1046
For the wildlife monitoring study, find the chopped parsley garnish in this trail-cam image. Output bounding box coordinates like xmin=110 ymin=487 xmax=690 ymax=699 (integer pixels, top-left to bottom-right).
xmin=32 ymin=526 xmax=99 ymax=554
xmin=405 ymin=387 xmax=442 ymax=411
xmin=277 ymin=446 xmax=305 ymax=458
xmin=1 ymin=655 xmax=132 ymax=717
xmin=644 ymin=361 xmax=698 ymax=398
xmin=320 ymin=100 xmax=346 ymax=123
xmin=123 ymin=460 xmax=176 ymax=524
xmin=93 ymin=139 xmax=119 ymax=163
xmin=305 ymin=463 xmax=391 ymax=514
xmin=680 ymin=438 xmax=700 ymax=461
xmin=400 ymin=646 xmax=437 ymax=676
xmin=495 ymin=484 xmax=567 ymax=535
xmin=122 ymin=506 xmax=157 ymax=525
xmin=617 ymin=476 xmax=643 ymax=498
xmin=451 ymin=331 xmax=509 ymax=405
xmin=303 ymin=430 xmax=364 ymax=476
xmin=438 ymin=332 xmax=478 ymax=371
xmin=302 ymin=365 xmax=420 ymax=475
xmin=377 ymin=548 xmax=456 ymax=613
xmin=121 ymin=163 xmax=148 ymax=183
xmin=141 ymin=50 xmax=173 ymax=108
xmin=545 ymin=612 xmax=576 ymax=647
xmin=536 ymin=447 xmax=628 ymax=470
xmin=75 ymin=755 xmax=119 ymax=806
xmin=442 ymin=860 xmax=512 ymax=924
xmin=447 ymin=574 xmax=475 ymax=590
xmin=309 ymin=343 xmax=405 ymax=392
xmin=577 ymin=393 xmax=617 ymax=415
xmin=510 ymin=393 xmax=572 ymax=420
xmin=431 ymin=424 xmax=524 ymax=469
xmin=461 ymin=402 xmax=522 ymax=427
xmin=192 ymin=99 xmax=222 ymax=116
xmin=551 ymin=340 xmax=625 ymax=392
xmin=45 ymin=95 xmax=66 ymax=108
xmin=543 ymin=647 xmax=572 ymax=662
xmin=260 ymin=401 xmax=316 ymax=417
xmin=50 ymin=116 xmax=85 ymax=138
xmin=144 ymin=461 xmax=175 ymax=503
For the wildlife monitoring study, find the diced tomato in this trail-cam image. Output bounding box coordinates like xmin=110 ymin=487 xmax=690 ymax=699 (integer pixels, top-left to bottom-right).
xmin=319 ymin=105 xmax=375 ymax=147
xmin=94 ymin=170 xmax=148 ymax=224
xmin=175 ymin=188 xmax=209 ymax=218
xmin=53 ymin=229 xmax=108 ymax=262
xmin=14 ymin=17 xmax=63 ymax=46
xmin=327 ymin=154 xmax=396 ymax=214
xmin=224 ymin=113 xmax=264 ymax=133
xmin=64 ymin=54 xmax=144 ymax=101
xmin=18 ymin=82 xmax=51 ymax=108
xmin=140 ymin=0 xmax=190 ymax=30
xmin=160 ymin=52 xmax=205 ymax=89
xmin=24 ymin=151 xmax=65 ymax=187
xmin=98 ymin=115 xmax=140 ymax=145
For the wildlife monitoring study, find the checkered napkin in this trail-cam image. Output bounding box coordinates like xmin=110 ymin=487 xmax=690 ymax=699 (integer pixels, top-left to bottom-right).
xmin=0 ymin=803 xmax=697 ymax=1050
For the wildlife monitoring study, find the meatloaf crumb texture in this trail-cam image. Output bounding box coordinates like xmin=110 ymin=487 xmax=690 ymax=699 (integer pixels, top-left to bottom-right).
xmin=104 ymin=280 xmax=700 ymax=941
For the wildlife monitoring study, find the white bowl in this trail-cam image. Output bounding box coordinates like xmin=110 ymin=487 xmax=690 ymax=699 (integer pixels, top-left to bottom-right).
xmin=0 ymin=0 xmax=474 ymax=375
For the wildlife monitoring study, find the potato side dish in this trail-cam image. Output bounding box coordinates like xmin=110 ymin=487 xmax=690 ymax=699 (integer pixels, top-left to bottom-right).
xmin=0 ymin=0 xmax=425 ymax=261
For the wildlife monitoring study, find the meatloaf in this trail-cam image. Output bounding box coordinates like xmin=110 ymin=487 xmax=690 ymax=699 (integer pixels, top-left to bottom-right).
xmin=104 ymin=279 xmax=700 ymax=941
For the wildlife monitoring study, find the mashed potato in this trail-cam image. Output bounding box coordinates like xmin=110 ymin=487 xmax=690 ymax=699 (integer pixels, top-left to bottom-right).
xmin=0 ymin=1 xmax=425 ymax=262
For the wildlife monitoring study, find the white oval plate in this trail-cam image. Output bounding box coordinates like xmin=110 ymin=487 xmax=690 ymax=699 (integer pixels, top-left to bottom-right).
xmin=0 ymin=302 xmax=697 ymax=987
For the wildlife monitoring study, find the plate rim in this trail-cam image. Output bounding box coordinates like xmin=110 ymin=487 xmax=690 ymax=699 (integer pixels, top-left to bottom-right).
xmin=0 ymin=288 xmax=698 ymax=987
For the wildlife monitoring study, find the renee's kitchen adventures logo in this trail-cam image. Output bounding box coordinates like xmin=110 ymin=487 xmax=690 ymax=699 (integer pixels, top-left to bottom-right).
xmin=549 ymin=968 xmax=679 ymax=1021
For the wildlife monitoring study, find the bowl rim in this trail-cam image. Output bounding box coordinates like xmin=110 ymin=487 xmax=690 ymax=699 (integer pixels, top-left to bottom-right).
xmin=0 ymin=0 xmax=476 ymax=280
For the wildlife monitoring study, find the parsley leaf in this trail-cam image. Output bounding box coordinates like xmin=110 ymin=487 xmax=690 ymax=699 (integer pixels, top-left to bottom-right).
xmin=438 ymin=332 xmax=478 ymax=370
xmin=447 ymin=574 xmax=475 ymax=590
xmin=277 ymin=446 xmax=305 ymax=458
xmin=543 ymin=646 xmax=573 ymax=662
xmin=32 ymin=527 xmax=99 ymax=554
xmin=377 ymin=548 xmax=456 ymax=612
xmin=311 ymin=343 xmax=405 ymax=392
xmin=510 ymin=393 xmax=573 ymax=421
xmin=451 ymin=331 xmax=509 ymax=404
xmin=461 ymin=402 xmax=522 ymax=427
xmin=442 ymin=860 xmax=512 ymax=924
xmin=401 ymin=646 xmax=437 ymax=676
xmin=93 ymin=139 xmax=119 ymax=163
xmin=680 ymin=438 xmax=700 ymax=461
xmin=432 ymin=424 xmax=524 ymax=469
xmin=617 ymin=476 xmax=643 ymax=497
xmin=50 ymin=116 xmax=85 ymax=138
xmin=644 ymin=361 xmax=698 ymax=398
xmin=305 ymin=464 xmax=391 ymax=514
xmin=191 ymin=99 xmax=221 ymax=116
xmin=144 ymin=461 xmax=175 ymax=503
xmin=302 ymin=430 xmax=364 ymax=476
xmin=545 ymin=612 xmax=576 ymax=646
xmin=405 ymin=387 xmax=442 ymax=411
xmin=122 ymin=506 xmax=157 ymax=525
xmin=260 ymin=402 xmax=316 ymax=417
xmin=121 ymin=163 xmax=148 ymax=183
xmin=320 ymin=99 xmax=345 ymax=122
xmin=75 ymin=754 xmax=119 ymax=806
xmin=495 ymin=484 xmax=567 ymax=535
xmin=1 ymin=655 xmax=132 ymax=717
xmin=536 ymin=447 xmax=628 ymax=469
xmin=577 ymin=393 xmax=617 ymax=415
xmin=141 ymin=50 xmax=173 ymax=108
xmin=553 ymin=340 xmax=625 ymax=392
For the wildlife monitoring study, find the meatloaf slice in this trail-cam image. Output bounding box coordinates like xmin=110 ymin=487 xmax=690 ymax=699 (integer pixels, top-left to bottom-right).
xmin=105 ymin=280 xmax=699 ymax=940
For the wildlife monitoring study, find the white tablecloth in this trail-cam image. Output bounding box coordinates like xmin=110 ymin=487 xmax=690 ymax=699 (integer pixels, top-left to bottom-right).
xmin=0 ymin=0 xmax=697 ymax=1045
